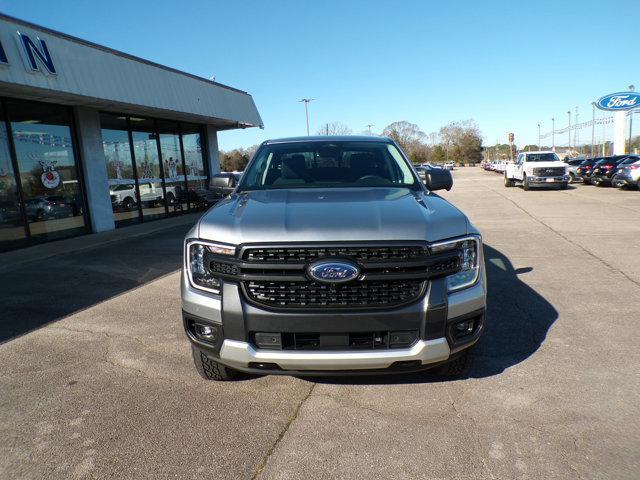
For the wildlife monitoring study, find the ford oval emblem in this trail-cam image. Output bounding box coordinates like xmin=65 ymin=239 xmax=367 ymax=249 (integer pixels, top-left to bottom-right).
xmin=308 ymin=260 xmax=360 ymax=284
xmin=596 ymin=92 xmax=640 ymax=111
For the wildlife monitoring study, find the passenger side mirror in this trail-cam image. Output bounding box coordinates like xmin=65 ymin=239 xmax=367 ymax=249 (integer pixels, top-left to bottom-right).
xmin=424 ymin=169 xmax=453 ymax=191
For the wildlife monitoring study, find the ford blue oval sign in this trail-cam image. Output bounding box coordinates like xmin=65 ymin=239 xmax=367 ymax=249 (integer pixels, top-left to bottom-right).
xmin=308 ymin=261 xmax=360 ymax=284
xmin=596 ymin=92 xmax=640 ymax=111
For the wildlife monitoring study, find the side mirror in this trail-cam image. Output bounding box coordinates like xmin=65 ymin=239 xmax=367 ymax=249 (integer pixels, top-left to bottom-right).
xmin=424 ymin=169 xmax=453 ymax=191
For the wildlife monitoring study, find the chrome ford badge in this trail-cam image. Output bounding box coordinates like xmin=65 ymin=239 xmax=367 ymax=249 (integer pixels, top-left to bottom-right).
xmin=308 ymin=261 xmax=360 ymax=284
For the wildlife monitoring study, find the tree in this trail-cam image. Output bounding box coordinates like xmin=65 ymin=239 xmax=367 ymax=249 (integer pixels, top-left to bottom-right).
xmin=316 ymin=122 xmax=352 ymax=136
xmin=382 ymin=121 xmax=426 ymax=154
xmin=439 ymin=120 xmax=483 ymax=165
xmin=219 ymin=145 xmax=259 ymax=171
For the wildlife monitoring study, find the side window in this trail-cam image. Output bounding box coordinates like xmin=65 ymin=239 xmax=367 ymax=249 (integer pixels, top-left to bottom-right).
xmin=517 ymin=154 xmax=524 ymax=164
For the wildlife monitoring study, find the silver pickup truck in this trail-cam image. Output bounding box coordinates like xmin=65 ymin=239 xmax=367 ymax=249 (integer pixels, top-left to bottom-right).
xmin=182 ymin=136 xmax=486 ymax=380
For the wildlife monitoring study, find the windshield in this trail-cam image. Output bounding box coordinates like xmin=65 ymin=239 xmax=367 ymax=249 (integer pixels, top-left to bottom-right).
xmin=238 ymin=141 xmax=418 ymax=191
xmin=526 ymin=153 xmax=560 ymax=162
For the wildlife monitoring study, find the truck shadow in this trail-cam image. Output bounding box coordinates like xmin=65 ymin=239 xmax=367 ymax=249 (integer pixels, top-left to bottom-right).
xmin=308 ymin=244 xmax=558 ymax=385
xmin=0 ymin=224 xmax=191 ymax=344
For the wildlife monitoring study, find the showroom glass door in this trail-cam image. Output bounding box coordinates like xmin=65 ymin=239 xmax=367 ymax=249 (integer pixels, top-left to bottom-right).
xmin=181 ymin=124 xmax=208 ymax=211
xmin=100 ymin=113 xmax=141 ymax=227
xmin=130 ymin=118 xmax=167 ymax=221
xmin=0 ymin=103 xmax=28 ymax=251
xmin=7 ymin=100 xmax=87 ymax=242
xmin=157 ymin=120 xmax=188 ymax=214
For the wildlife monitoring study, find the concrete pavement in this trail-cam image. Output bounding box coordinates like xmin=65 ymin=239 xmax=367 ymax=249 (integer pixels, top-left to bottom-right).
xmin=1 ymin=168 xmax=638 ymax=479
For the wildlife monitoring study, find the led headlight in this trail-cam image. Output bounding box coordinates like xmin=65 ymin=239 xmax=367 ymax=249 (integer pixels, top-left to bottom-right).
xmin=185 ymin=240 xmax=235 ymax=294
xmin=431 ymin=235 xmax=481 ymax=292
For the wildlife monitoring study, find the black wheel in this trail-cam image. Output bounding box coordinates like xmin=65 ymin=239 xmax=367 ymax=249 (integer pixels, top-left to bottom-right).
xmin=165 ymin=192 xmax=176 ymax=205
xmin=191 ymin=346 xmax=237 ymax=381
xmin=560 ymin=183 xmax=568 ymax=190
xmin=35 ymin=209 xmax=45 ymax=221
xmin=504 ymin=174 xmax=514 ymax=187
xmin=593 ymin=178 xmax=603 ymax=187
xmin=523 ymin=175 xmax=530 ymax=191
xmin=123 ymin=198 xmax=135 ymax=211
xmin=434 ymin=349 xmax=473 ymax=377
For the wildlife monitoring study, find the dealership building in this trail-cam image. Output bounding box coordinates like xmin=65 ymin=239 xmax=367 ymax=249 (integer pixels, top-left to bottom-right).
xmin=0 ymin=14 xmax=262 ymax=252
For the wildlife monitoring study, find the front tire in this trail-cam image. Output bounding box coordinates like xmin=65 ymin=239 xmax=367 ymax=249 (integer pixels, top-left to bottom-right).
xmin=523 ymin=175 xmax=530 ymax=191
xmin=560 ymin=183 xmax=568 ymax=190
xmin=191 ymin=346 xmax=237 ymax=381
xmin=504 ymin=174 xmax=514 ymax=187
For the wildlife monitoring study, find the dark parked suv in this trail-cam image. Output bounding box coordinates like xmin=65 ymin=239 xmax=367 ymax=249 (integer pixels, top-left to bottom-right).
xmin=576 ymin=158 xmax=601 ymax=184
xmin=590 ymin=156 xmax=640 ymax=187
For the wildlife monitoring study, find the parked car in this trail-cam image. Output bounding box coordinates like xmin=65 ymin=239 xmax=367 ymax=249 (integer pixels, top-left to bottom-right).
xmin=575 ymin=158 xmax=601 ymax=184
xmin=444 ymin=161 xmax=455 ymax=170
xmin=590 ymin=155 xmax=639 ymax=187
xmin=24 ymin=196 xmax=73 ymax=221
xmin=504 ymin=151 xmax=569 ymax=190
xmin=564 ymin=158 xmax=584 ymax=183
xmin=0 ymin=200 xmax=22 ymax=225
xmin=612 ymin=158 xmax=640 ymax=189
xmin=183 ymin=136 xmax=485 ymax=380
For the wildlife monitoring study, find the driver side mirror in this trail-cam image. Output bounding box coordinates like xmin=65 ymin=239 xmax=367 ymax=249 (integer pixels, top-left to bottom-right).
xmin=424 ymin=169 xmax=453 ymax=191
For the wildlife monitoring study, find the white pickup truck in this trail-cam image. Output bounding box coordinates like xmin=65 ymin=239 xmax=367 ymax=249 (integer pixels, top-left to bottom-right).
xmin=504 ymin=151 xmax=570 ymax=190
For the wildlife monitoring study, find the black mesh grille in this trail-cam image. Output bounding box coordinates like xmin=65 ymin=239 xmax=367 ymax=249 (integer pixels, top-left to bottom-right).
xmin=209 ymin=260 xmax=240 ymax=276
xmin=533 ymin=167 xmax=565 ymax=176
xmin=244 ymin=246 xmax=426 ymax=263
xmin=245 ymin=280 xmax=424 ymax=309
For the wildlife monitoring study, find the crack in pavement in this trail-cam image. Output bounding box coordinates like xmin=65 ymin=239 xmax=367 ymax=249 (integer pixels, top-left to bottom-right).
xmin=251 ymin=382 xmax=316 ymax=480
xmin=486 ymin=184 xmax=640 ymax=288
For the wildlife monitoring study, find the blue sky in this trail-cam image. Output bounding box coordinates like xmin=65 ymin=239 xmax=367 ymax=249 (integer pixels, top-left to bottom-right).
xmin=2 ymin=0 xmax=638 ymax=150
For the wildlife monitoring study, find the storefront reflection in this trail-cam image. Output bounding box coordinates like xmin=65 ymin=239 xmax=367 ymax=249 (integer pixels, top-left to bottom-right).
xmin=7 ymin=100 xmax=86 ymax=243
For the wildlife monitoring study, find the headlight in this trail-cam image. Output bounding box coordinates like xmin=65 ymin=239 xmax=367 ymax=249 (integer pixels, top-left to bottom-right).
xmin=431 ymin=235 xmax=481 ymax=292
xmin=185 ymin=240 xmax=235 ymax=294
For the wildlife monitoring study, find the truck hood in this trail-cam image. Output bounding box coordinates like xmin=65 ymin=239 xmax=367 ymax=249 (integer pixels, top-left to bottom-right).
xmin=197 ymin=187 xmax=468 ymax=244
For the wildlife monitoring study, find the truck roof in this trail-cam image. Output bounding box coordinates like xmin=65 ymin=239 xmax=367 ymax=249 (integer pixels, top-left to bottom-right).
xmin=522 ymin=151 xmax=557 ymax=155
xmin=263 ymin=135 xmax=392 ymax=145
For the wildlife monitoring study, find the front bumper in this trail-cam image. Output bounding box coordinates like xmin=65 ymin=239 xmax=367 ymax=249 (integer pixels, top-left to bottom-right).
xmin=529 ymin=175 xmax=570 ymax=185
xmin=182 ymin=266 xmax=487 ymax=373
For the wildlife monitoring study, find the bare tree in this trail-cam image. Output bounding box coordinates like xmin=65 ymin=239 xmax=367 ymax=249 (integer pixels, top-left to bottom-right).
xmin=439 ymin=120 xmax=483 ymax=165
xmin=382 ymin=121 xmax=428 ymax=162
xmin=316 ymin=122 xmax=352 ymax=136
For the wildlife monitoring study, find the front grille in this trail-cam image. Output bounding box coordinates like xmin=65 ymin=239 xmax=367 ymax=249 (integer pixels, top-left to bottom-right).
xmin=244 ymin=246 xmax=426 ymax=263
xmin=245 ymin=279 xmax=424 ymax=308
xmin=251 ymin=330 xmax=419 ymax=350
xmin=533 ymin=167 xmax=565 ymax=176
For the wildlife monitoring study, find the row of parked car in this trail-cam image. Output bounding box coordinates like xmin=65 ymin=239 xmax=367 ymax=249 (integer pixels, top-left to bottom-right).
xmin=483 ymin=155 xmax=640 ymax=190
xmin=569 ymin=155 xmax=640 ymax=188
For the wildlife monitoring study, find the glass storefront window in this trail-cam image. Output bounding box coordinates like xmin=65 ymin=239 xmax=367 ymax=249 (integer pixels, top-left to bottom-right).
xmin=130 ymin=118 xmax=166 ymax=221
xmin=100 ymin=113 xmax=140 ymax=227
xmin=0 ymin=104 xmax=27 ymax=251
xmin=157 ymin=121 xmax=188 ymax=214
xmin=181 ymin=124 xmax=208 ymax=211
xmin=7 ymin=100 xmax=86 ymax=242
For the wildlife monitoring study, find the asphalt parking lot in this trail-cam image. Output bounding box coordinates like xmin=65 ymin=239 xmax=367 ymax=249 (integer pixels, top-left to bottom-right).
xmin=1 ymin=167 xmax=639 ymax=480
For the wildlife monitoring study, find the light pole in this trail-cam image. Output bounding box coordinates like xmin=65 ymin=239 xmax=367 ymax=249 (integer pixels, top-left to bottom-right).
xmin=552 ymin=117 xmax=555 ymax=151
xmin=591 ymin=102 xmax=596 ymax=158
xmin=537 ymin=123 xmax=541 ymax=150
xmin=574 ymin=106 xmax=579 ymax=150
xmin=299 ymin=98 xmax=314 ymax=136
xmin=366 ymin=124 xmax=374 ymax=135
xmin=628 ymin=85 xmax=635 ymax=154
xmin=567 ymin=110 xmax=572 ymax=150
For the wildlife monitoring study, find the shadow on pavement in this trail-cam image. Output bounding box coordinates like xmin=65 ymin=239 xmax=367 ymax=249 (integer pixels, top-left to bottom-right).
xmin=0 ymin=224 xmax=191 ymax=344
xmin=308 ymin=244 xmax=558 ymax=385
